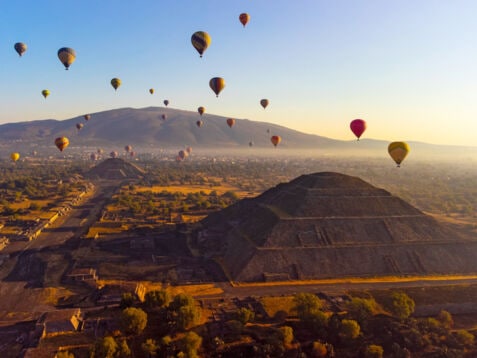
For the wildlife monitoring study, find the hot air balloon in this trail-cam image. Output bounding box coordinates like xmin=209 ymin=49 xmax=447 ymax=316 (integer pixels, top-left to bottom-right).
xmin=97 ymin=148 xmax=103 ymax=154
xmin=110 ymin=151 xmax=119 ymax=158
xmin=249 ymin=141 xmax=253 ymax=147
xmin=186 ymin=146 xmax=192 ymax=154
xmin=198 ymin=106 xmax=205 ymax=116
xmin=14 ymin=42 xmax=27 ymax=57
xmin=57 ymin=47 xmax=76 ymax=70
xmin=111 ymin=78 xmax=121 ymax=91
xmin=130 ymin=151 xmax=135 ymax=158
xmin=178 ymin=150 xmax=188 ymax=160
xmin=350 ymin=119 xmax=367 ymax=140
xmin=10 ymin=152 xmax=20 ymax=162
xmin=41 ymin=89 xmax=50 ymax=99
xmin=149 ymin=88 xmax=154 ymax=95
xmin=125 ymin=145 xmax=132 ymax=153
xmin=209 ymin=77 xmax=225 ymax=97
xmin=84 ymin=114 xmax=91 ymax=121
xmin=90 ymin=153 xmax=98 ymax=161
xmin=388 ymin=142 xmax=410 ymax=167
xmin=161 ymin=114 xmax=167 ymax=120
xmin=76 ymin=123 xmax=83 ymax=131
xmin=271 ymin=135 xmax=281 ymax=147
xmin=196 ymin=120 xmax=203 ymax=128
xmin=55 ymin=137 xmax=69 ymax=152
xmin=191 ymin=31 xmax=211 ymax=58
xmin=226 ymin=118 xmax=235 ymax=128
xmin=239 ymin=13 xmax=250 ymax=27
xmin=260 ymin=99 xmax=269 ymax=109
xmin=163 ymin=100 xmax=169 ymax=106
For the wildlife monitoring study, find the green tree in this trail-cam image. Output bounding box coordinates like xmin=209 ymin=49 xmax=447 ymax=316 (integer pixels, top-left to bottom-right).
xmin=339 ymin=319 xmax=361 ymax=340
xmin=364 ymin=344 xmax=384 ymax=358
xmin=293 ymin=293 xmax=323 ymax=321
xmin=55 ymin=351 xmax=74 ymax=358
xmin=347 ymin=297 xmax=378 ymax=325
xmin=279 ymin=326 xmax=294 ymax=346
xmin=236 ymin=307 xmax=255 ymax=324
xmin=176 ymin=304 xmax=201 ymax=330
xmin=120 ymin=307 xmax=148 ymax=336
xmin=179 ymin=331 xmax=202 ymax=358
xmin=169 ymin=293 xmax=195 ymax=310
xmin=91 ymin=336 xmax=118 ymax=358
xmin=141 ymin=339 xmax=158 ymax=358
xmin=119 ymin=292 xmax=135 ymax=309
xmin=117 ymin=339 xmax=131 ymax=357
xmin=437 ymin=310 xmax=453 ymax=329
xmin=390 ymin=292 xmax=415 ymax=320
xmin=311 ymin=341 xmax=328 ymax=357
xmin=454 ymin=329 xmax=475 ymax=346
xmin=145 ymin=290 xmax=171 ymax=308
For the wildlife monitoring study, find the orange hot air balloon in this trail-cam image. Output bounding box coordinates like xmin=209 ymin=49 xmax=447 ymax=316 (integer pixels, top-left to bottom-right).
xmin=84 ymin=114 xmax=91 ymax=121
xmin=10 ymin=152 xmax=20 ymax=162
xmin=163 ymin=99 xmax=169 ymax=106
xmin=196 ymin=120 xmax=203 ymax=128
xmin=55 ymin=137 xmax=69 ymax=151
xmin=239 ymin=13 xmax=250 ymax=27
xmin=388 ymin=142 xmax=410 ymax=167
xmin=260 ymin=99 xmax=269 ymax=109
xmin=270 ymin=135 xmax=281 ymax=147
xmin=57 ymin=47 xmax=76 ymax=70
xmin=198 ymin=106 xmax=205 ymax=116
xmin=350 ymin=119 xmax=367 ymax=140
xmin=209 ymin=77 xmax=225 ymax=97
xmin=226 ymin=118 xmax=235 ymax=128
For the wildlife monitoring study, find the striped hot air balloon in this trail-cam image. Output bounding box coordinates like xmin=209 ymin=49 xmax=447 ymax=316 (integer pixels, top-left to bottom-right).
xmin=57 ymin=47 xmax=76 ymax=70
xmin=191 ymin=31 xmax=211 ymax=58
xmin=209 ymin=77 xmax=225 ymax=97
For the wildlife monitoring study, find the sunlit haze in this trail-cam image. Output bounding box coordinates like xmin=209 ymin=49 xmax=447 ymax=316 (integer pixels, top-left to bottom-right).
xmin=1 ymin=0 xmax=476 ymax=146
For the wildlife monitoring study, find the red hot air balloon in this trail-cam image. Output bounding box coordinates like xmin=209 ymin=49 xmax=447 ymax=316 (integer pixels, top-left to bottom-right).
xmin=198 ymin=106 xmax=205 ymax=116
xmin=239 ymin=13 xmax=250 ymax=27
xmin=270 ymin=135 xmax=281 ymax=147
xmin=226 ymin=118 xmax=235 ymax=128
xmin=350 ymin=119 xmax=367 ymax=141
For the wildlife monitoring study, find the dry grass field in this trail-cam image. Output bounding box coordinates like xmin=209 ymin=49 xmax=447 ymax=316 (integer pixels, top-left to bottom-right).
xmin=260 ymin=296 xmax=295 ymax=318
xmin=135 ymin=183 xmax=258 ymax=199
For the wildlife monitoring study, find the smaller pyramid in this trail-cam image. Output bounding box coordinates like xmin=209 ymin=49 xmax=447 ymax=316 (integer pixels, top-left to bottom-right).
xmin=86 ymin=158 xmax=145 ymax=180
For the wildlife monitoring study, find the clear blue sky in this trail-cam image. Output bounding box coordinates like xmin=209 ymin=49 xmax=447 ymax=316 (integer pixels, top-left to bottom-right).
xmin=1 ymin=0 xmax=476 ymax=146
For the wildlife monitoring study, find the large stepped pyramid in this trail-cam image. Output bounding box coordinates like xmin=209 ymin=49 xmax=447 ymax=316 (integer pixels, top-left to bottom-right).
xmin=85 ymin=158 xmax=145 ymax=180
xmin=197 ymin=172 xmax=477 ymax=282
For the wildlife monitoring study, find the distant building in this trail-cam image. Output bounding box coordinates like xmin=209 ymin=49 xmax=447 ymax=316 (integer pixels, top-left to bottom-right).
xmin=36 ymin=308 xmax=83 ymax=338
xmin=0 ymin=237 xmax=9 ymax=251
xmin=66 ymin=268 xmax=98 ymax=282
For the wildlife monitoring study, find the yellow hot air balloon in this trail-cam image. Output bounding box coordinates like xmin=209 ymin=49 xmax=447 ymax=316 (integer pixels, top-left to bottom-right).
xmin=239 ymin=13 xmax=250 ymax=27
xmin=14 ymin=42 xmax=27 ymax=57
xmin=260 ymin=99 xmax=269 ymax=109
xmin=57 ymin=47 xmax=76 ymax=70
xmin=209 ymin=77 xmax=225 ymax=97
xmin=191 ymin=31 xmax=211 ymax=58
xmin=388 ymin=141 xmax=410 ymax=167
xmin=42 ymin=89 xmax=50 ymax=99
xmin=111 ymin=78 xmax=121 ymax=91
xmin=54 ymin=137 xmax=69 ymax=152
xmin=10 ymin=152 xmax=20 ymax=162
xmin=149 ymin=88 xmax=154 ymax=95
xmin=198 ymin=106 xmax=205 ymax=116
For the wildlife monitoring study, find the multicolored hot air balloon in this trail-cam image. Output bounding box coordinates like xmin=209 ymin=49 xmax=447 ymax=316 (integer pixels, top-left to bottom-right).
xmin=198 ymin=106 xmax=205 ymax=116
xmin=42 ymin=89 xmax=50 ymax=99
xmin=209 ymin=77 xmax=225 ymax=97
xmin=10 ymin=152 xmax=20 ymax=162
xmin=76 ymin=123 xmax=84 ymax=131
xmin=226 ymin=118 xmax=235 ymax=128
xmin=111 ymin=78 xmax=121 ymax=91
xmin=14 ymin=42 xmax=27 ymax=57
xmin=57 ymin=47 xmax=76 ymax=70
xmin=163 ymin=100 xmax=169 ymax=106
xmin=196 ymin=120 xmax=203 ymax=128
xmin=388 ymin=141 xmax=410 ymax=167
xmin=149 ymin=88 xmax=154 ymax=95
xmin=260 ymin=99 xmax=269 ymax=109
xmin=271 ymin=135 xmax=281 ymax=147
xmin=350 ymin=119 xmax=367 ymax=140
xmin=191 ymin=31 xmax=211 ymax=58
xmin=239 ymin=13 xmax=250 ymax=27
xmin=55 ymin=137 xmax=69 ymax=152
xmin=84 ymin=114 xmax=91 ymax=121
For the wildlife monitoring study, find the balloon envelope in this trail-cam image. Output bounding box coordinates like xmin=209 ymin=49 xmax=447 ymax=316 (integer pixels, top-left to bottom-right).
xmin=350 ymin=119 xmax=367 ymax=140
xmin=84 ymin=114 xmax=91 ymax=121
xmin=149 ymin=88 xmax=154 ymax=94
xmin=14 ymin=42 xmax=27 ymax=56
xmin=125 ymin=145 xmax=132 ymax=152
xmin=111 ymin=78 xmax=121 ymax=90
xmin=163 ymin=100 xmax=169 ymax=106
xmin=198 ymin=106 xmax=205 ymax=116
xmin=57 ymin=47 xmax=76 ymax=70
xmin=388 ymin=141 xmax=410 ymax=167
xmin=239 ymin=13 xmax=250 ymax=27
xmin=196 ymin=120 xmax=203 ymax=128
xmin=191 ymin=31 xmax=211 ymax=57
xmin=55 ymin=137 xmax=69 ymax=151
xmin=76 ymin=123 xmax=83 ymax=130
xmin=226 ymin=118 xmax=235 ymax=128
xmin=209 ymin=77 xmax=225 ymax=97
xmin=41 ymin=89 xmax=50 ymax=99
xmin=271 ymin=135 xmax=281 ymax=147
xmin=10 ymin=152 xmax=20 ymax=162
